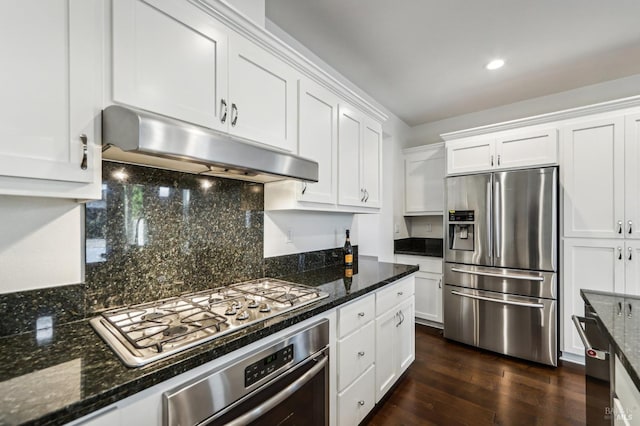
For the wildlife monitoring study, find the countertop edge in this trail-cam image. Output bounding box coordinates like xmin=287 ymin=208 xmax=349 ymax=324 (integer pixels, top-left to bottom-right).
xmin=580 ymin=289 xmax=640 ymax=392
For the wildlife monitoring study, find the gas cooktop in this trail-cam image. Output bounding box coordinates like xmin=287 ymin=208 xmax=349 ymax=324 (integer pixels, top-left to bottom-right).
xmin=90 ymin=278 xmax=329 ymax=367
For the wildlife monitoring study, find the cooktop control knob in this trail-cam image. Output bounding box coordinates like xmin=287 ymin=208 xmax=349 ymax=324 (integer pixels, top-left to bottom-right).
xmin=259 ymin=303 xmax=271 ymax=313
xmin=236 ymin=310 xmax=250 ymax=320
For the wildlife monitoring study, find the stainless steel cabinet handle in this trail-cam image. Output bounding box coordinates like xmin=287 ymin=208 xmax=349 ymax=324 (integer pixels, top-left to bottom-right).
xmin=231 ymin=103 xmax=238 ymax=127
xmin=360 ymin=189 xmax=365 ymax=202
xmin=395 ymin=311 xmax=401 ymax=327
xmin=628 ymin=303 xmax=633 ymax=318
xmin=224 ymin=354 xmax=328 ymax=426
xmin=397 ymin=291 xmax=404 ymax=296
xmin=629 ymin=220 xmax=633 ymax=234
xmin=451 ymin=290 xmax=544 ymax=308
xmin=357 ymin=351 xmax=365 ymax=356
xmin=450 ymin=267 xmax=544 ymax=281
xmin=618 ymin=220 xmax=623 ymax=234
xmin=618 ymin=301 xmax=623 ymax=316
xmin=364 ymin=189 xmax=369 ymax=202
xmin=357 ymin=312 xmax=365 ymax=317
xmin=497 ymin=154 xmax=501 ymax=166
xmin=618 ymin=247 xmax=623 ymax=260
xmin=358 ymin=400 xmax=365 ymax=406
xmin=629 ymin=247 xmax=633 ymax=261
xmin=80 ymin=134 xmax=88 ymax=170
xmin=438 ymin=279 xmax=442 ymax=289
xmin=220 ymin=99 xmax=228 ymax=124
xmin=399 ymin=310 xmax=405 ymax=325
xmin=571 ymin=315 xmax=608 ymax=360
xmin=301 ymin=183 xmax=307 ymax=195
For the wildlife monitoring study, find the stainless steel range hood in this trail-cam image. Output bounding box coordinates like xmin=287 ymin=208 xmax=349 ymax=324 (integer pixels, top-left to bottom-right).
xmin=102 ymin=105 xmax=318 ymax=183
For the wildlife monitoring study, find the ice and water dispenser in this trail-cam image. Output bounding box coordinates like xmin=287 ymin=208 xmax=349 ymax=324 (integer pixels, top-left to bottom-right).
xmin=448 ymin=210 xmax=475 ymax=251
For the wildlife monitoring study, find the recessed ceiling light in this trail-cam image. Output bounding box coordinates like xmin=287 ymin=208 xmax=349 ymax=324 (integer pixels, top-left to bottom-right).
xmin=486 ymin=59 xmax=505 ymax=70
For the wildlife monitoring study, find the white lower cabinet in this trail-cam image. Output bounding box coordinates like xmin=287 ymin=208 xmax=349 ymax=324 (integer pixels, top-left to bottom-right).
xmin=337 ymin=364 xmax=375 ymax=426
xmin=395 ymin=255 xmax=443 ymax=325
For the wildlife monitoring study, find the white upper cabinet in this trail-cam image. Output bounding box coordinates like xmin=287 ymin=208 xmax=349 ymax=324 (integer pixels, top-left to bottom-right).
xmin=625 ymin=113 xmax=640 ymax=239
xmin=446 ymin=128 xmax=557 ymax=175
xmin=296 ymin=79 xmax=339 ymax=204
xmin=112 ymin=0 xmax=228 ymax=133
xmin=112 ymin=0 xmax=297 ymax=152
xmin=0 ymin=0 xmax=102 ymax=199
xmin=227 ymin=33 xmax=298 ymax=152
xmin=338 ymin=104 xmax=382 ymax=208
xmin=404 ymin=143 xmax=445 ymax=215
xmin=562 ymin=116 xmax=625 ymax=238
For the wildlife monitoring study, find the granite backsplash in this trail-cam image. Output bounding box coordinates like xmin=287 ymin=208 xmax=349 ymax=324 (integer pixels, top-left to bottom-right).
xmin=0 ymin=162 xmax=358 ymax=337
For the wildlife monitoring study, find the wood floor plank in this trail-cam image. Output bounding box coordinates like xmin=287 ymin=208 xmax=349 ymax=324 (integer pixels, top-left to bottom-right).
xmin=365 ymin=325 xmax=586 ymax=425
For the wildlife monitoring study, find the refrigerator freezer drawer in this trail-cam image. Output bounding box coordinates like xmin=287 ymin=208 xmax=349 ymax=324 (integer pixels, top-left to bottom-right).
xmin=443 ymin=285 xmax=557 ymax=366
xmin=445 ymin=263 xmax=556 ymax=299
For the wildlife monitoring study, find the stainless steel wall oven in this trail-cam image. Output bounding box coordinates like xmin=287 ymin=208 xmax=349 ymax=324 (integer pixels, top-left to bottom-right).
xmin=163 ymin=320 xmax=329 ymax=426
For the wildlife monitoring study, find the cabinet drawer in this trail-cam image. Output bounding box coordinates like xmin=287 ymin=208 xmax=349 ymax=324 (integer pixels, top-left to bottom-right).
xmin=337 ymin=364 xmax=375 ymax=426
xmin=395 ymin=255 xmax=443 ymax=273
xmin=337 ymin=321 xmax=375 ymax=391
xmin=376 ymin=277 xmax=415 ymax=315
xmin=338 ymin=294 xmax=375 ymax=339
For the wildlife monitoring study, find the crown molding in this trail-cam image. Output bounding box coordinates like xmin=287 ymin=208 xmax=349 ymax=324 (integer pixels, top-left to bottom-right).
xmin=441 ymin=95 xmax=640 ymax=141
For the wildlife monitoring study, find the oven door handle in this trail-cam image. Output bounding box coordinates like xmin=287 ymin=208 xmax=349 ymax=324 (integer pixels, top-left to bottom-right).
xmin=571 ymin=315 xmax=608 ymax=360
xmin=450 ymin=267 xmax=544 ymax=282
xmin=450 ymin=290 xmax=544 ymax=309
xmin=224 ymin=354 xmax=328 ymax=426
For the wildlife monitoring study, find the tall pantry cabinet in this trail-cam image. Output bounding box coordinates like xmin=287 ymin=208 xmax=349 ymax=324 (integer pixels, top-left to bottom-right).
xmin=562 ymin=112 xmax=640 ymax=356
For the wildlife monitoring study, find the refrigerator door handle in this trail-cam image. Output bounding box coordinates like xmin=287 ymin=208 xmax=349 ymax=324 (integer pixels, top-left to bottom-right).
xmin=451 ymin=290 xmax=544 ymax=309
xmin=450 ymin=267 xmax=545 ymax=281
xmin=486 ymin=180 xmax=493 ymax=259
xmin=494 ymin=180 xmax=501 ymax=259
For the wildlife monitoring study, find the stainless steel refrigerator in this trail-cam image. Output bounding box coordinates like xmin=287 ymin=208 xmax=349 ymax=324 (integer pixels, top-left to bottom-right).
xmin=443 ymin=166 xmax=558 ymax=366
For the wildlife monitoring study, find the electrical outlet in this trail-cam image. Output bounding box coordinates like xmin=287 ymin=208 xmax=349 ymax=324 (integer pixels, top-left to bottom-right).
xmin=394 ymin=223 xmax=400 ymax=234
xmin=285 ymin=228 xmax=293 ymax=243
xmin=426 ymin=223 xmax=432 ymax=232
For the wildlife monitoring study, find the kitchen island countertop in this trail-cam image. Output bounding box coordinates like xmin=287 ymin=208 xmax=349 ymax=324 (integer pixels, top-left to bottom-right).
xmin=581 ymin=289 xmax=640 ymax=391
xmin=0 ymin=257 xmax=417 ymax=426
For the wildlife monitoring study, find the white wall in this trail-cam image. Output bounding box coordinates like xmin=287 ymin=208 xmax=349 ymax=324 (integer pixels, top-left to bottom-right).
xmin=264 ymin=211 xmax=355 ymax=257
xmin=0 ymin=196 xmax=83 ymax=294
xmin=407 ymin=216 xmax=444 ymax=239
xmin=406 ymin=72 xmax=640 ymax=147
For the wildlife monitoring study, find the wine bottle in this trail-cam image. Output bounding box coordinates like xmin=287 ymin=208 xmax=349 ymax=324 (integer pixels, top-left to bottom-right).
xmin=344 ymin=230 xmax=353 ymax=266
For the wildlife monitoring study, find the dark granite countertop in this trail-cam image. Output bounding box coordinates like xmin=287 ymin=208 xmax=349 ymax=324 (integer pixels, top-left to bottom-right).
xmin=393 ymin=237 xmax=443 ymax=258
xmin=581 ymin=289 xmax=640 ymax=391
xmin=0 ymin=257 xmax=417 ymax=426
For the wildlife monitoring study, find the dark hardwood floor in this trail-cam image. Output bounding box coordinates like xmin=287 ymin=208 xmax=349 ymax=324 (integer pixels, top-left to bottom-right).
xmin=366 ymin=325 xmax=586 ymax=425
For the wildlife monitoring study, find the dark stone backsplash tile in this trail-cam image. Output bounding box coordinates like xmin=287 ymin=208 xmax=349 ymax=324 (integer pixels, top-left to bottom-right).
xmin=0 ymin=284 xmax=85 ymax=337
xmin=264 ymin=246 xmax=358 ymax=278
xmin=85 ymin=162 xmax=265 ymax=312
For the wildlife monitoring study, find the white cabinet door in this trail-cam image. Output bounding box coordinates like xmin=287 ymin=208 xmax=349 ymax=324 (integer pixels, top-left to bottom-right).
xmin=374 ymin=306 xmax=398 ymax=402
xmin=361 ymin=119 xmax=382 ymax=208
xmin=228 ymin=33 xmax=298 ymax=152
xmin=338 ymin=105 xmax=364 ymax=207
xmin=397 ymin=297 xmax=415 ymax=374
xmin=415 ymin=272 xmax=442 ymax=323
xmin=404 ymin=144 xmax=445 ymax=214
xmin=625 ymin=113 xmax=640 ymax=240
xmin=446 ymin=138 xmax=494 ymax=175
xmin=0 ymin=0 xmax=102 ymax=198
xmin=495 ymin=128 xmax=557 ymax=169
xmin=562 ymin=117 xmax=625 ymax=238
xmin=562 ymin=238 xmax=624 ymax=355
xmin=624 ymin=241 xmax=640 ymax=296
xmin=297 ymin=79 xmax=338 ymax=204
xmin=112 ymin=0 xmax=228 ymax=132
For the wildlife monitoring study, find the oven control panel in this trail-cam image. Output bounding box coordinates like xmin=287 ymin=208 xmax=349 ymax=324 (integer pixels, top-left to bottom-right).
xmin=245 ymin=344 xmax=294 ymax=387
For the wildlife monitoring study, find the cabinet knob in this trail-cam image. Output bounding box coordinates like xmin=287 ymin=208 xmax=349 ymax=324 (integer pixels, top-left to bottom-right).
xmin=618 ymin=220 xmax=623 ymax=234
xmin=629 ymin=247 xmax=633 ymax=261
xmin=628 ymin=303 xmax=633 ymax=318
xmin=220 ymin=99 xmax=228 ymax=124
xmin=491 ymin=155 xmax=494 ymax=167
xmin=357 ymin=351 xmax=365 ymax=357
xmin=497 ymin=154 xmax=501 ymax=166
xmin=80 ymin=134 xmax=88 ymax=170
xmin=618 ymin=247 xmax=623 ymax=260
xmin=397 ymin=291 xmax=403 ymax=296
xmin=357 ymin=312 xmax=365 ymax=317
xmin=231 ymin=103 xmax=238 ymax=127
xmin=629 ymin=220 xmax=633 ymax=234
xmin=358 ymin=400 xmax=365 ymax=406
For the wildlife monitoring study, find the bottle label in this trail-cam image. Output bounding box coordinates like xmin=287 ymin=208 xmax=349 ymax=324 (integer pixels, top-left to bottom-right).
xmin=345 ymin=254 xmax=353 ymax=264
xmin=345 ymin=268 xmax=353 ymax=278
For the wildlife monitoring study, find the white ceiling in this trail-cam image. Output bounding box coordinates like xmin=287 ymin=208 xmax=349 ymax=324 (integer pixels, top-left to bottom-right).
xmin=264 ymin=0 xmax=640 ymax=126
